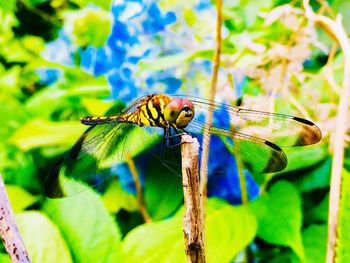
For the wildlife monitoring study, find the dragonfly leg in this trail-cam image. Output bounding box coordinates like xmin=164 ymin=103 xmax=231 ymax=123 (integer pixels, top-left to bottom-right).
xmin=161 ymin=128 xmax=171 ymax=161
xmin=166 ymin=128 xmax=190 ymax=148
xmin=159 ymin=128 xmax=182 ymax=169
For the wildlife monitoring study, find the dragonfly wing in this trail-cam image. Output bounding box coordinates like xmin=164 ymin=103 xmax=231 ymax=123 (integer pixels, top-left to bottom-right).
xmin=45 ymin=123 xmax=135 ymax=198
xmin=188 ymin=119 xmax=287 ymax=173
xmin=174 ymin=95 xmax=321 ymax=147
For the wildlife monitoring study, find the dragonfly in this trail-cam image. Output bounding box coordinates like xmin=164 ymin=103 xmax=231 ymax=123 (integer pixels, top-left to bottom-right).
xmin=45 ymin=93 xmax=322 ymax=198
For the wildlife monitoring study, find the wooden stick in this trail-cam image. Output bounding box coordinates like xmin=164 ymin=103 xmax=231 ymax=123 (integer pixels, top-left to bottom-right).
xmin=181 ymin=135 xmax=206 ymax=263
xmin=0 ymin=174 xmax=31 ymax=263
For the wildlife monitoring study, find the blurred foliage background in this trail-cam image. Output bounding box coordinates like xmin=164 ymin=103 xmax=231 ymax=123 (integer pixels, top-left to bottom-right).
xmin=0 ymin=0 xmax=348 ymax=262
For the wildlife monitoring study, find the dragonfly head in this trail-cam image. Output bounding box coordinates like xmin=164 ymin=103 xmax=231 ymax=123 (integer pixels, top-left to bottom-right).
xmin=164 ymin=99 xmax=195 ymax=129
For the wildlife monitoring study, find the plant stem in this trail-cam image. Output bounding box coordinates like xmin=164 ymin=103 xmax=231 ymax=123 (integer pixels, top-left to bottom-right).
xmin=126 ymin=156 xmax=152 ymax=223
xmin=199 ymin=0 xmax=222 ymax=210
xmin=303 ymin=1 xmax=350 ymax=262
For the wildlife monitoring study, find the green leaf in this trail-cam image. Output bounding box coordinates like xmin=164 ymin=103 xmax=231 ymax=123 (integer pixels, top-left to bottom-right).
xmin=293 ymin=156 xmax=331 ymax=192
xmin=122 ymin=215 xmax=185 ymax=263
xmin=63 ymin=8 xmax=112 ymax=47
xmin=10 ymin=119 xmax=86 ymax=151
xmin=138 ymin=53 xmax=192 ymax=72
xmin=6 ymin=185 xmax=39 ymax=212
xmin=240 ymin=0 xmax=273 ymax=27
xmin=336 ymin=168 xmax=350 ymax=263
xmin=291 ymin=224 xmax=327 ymax=263
xmin=305 ymin=193 xmax=329 ymax=223
xmin=0 ymin=145 xmax=39 ymax=192
xmin=250 ymin=181 xmax=304 ymax=260
xmin=279 ymin=144 xmax=328 ymax=173
xmin=144 ymin=153 xmax=183 ymax=220
xmin=25 ymin=81 xmax=110 ymax=117
xmin=16 ymin=212 xmax=72 ymax=263
xmin=102 ymin=180 xmax=139 ymax=213
xmin=0 ymin=0 xmax=17 ymax=12
xmin=138 ymin=50 xmax=213 ymax=72
xmin=43 ymin=187 xmax=122 ymax=263
xmin=70 ymin=0 xmax=112 ymax=10
xmin=122 ymin=198 xmax=256 ymax=263
xmin=184 ymin=8 xmax=197 ymax=26
xmin=0 ymin=94 xmax=29 ymax=139
xmin=0 ymin=253 xmax=11 ymax=263
xmin=206 ymin=198 xmax=257 ymax=263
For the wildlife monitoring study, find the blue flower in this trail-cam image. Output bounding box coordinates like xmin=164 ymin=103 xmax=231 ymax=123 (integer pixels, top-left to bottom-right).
xmin=112 ymin=163 xmax=139 ymax=194
xmin=80 ymin=46 xmax=112 ymax=76
xmin=36 ymin=68 xmax=62 ymax=85
xmin=142 ymin=3 xmax=176 ymax=34
xmin=42 ymin=31 xmax=74 ymax=66
xmin=205 ymin=135 xmax=260 ymax=204
xmin=195 ymin=0 xmax=212 ymax=10
xmin=195 ymin=104 xmax=260 ymax=204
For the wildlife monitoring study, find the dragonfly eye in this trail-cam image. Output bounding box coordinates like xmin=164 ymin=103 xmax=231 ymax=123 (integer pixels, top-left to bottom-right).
xmin=164 ymin=98 xmax=195 ymax=128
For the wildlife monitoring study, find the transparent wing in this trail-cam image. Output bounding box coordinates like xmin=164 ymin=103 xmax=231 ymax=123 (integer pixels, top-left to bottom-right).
xmin=174 ymin=95 xmax=321 ymax=173
xmin=45 ymin=122 xmax=161 ymax=198
xmin=188 ymin=119 xmax=287 ymax=173
xmin=174 ymin=95 xmax=322 ymax=147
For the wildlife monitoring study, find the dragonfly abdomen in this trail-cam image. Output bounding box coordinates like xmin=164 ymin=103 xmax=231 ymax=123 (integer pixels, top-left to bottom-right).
xmin=81 ymin=94 xmax=173 ymax=128
xmin=81 ymin=116 xmax=117 ymax=125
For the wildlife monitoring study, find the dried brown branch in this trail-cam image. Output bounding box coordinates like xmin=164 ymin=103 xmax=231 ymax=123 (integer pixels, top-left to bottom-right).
xmin=126 ymin=156 xmax=152 ymax=223
xmin=0 ymin=174 xmax=31 ymax=263
xmin=303 ymin=1 xmax=350 ymax=262
xmin=181 ymin=135 xmax=206 ymax=263
xmin=199 ymin=0 xmax=222 ymax=208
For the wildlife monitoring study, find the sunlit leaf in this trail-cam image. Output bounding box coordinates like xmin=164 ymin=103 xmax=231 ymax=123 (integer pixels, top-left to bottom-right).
xmin=138 ymin=53 xmax=192 ymax=72
xmin=336 ymin=168 xmax=350 ymax=263
xmin=206 ymin=198 xmax=257 ymax=263
xmin=102 ymin=180 xmax=138 ymax=213
xmin=63 ymin=8 xmax=112 ymax=47
xmin=10 ymin=119 xmax=86 ymax=150
xmin=122 ymin=198 xmax=256 ymax=263
xmin=43 ymin=185 xmax=122 ymax=263
xmin=138 ymin=50 xmax=213 ymax=72
xmin=16 ymin=212 xmax=73 ymax=263
xmin=291 ymin=224 xmax=327 ymax=263
xmin=122 ymin=214 xmax=185 ymax=263
xmin=0 ymin=253 xmax=11 ymax=263
xmin=6 ymin=185 xmax=39 ymax=212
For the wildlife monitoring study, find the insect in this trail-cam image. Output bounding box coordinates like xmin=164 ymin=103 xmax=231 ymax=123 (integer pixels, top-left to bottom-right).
xmin=45 ymin=93 xmax=322 ymax=198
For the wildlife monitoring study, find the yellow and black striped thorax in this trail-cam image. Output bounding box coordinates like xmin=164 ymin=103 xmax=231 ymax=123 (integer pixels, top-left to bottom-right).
xmin=117 ymin=94 xmax=172 ymax=128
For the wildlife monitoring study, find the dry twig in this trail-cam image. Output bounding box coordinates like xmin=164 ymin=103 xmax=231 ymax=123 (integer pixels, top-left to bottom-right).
xmin=181 ymin=135 xmax=205 ymax=263
xmin=0 ymin=174 xmax=31 ymax=263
